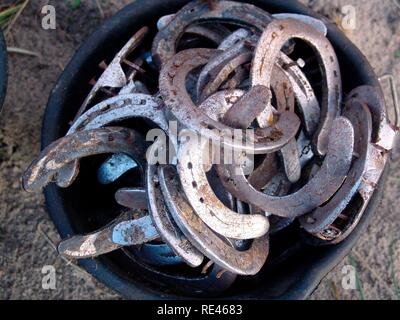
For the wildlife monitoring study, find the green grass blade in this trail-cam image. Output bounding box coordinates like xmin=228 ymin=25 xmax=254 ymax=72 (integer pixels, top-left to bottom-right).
xmin=348 ymin=254 xmax=366 ymax=300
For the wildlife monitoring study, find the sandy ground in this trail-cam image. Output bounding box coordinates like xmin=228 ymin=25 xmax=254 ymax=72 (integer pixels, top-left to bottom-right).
xmin=0 ymin=0 xmax=399 ymax=300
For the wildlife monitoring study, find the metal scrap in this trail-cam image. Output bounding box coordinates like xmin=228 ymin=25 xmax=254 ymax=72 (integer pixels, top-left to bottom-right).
xmin=23 ymin=0 xmax=398 ymax=296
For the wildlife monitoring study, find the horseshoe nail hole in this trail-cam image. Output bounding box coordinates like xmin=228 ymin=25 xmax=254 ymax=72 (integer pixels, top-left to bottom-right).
xmin=192 ymin=181 xmax=198 ymax=188
xmin=199 ymin=197 xmax=204 ymax=203
xmin=187 ymin=162 xmax=193 ymax=169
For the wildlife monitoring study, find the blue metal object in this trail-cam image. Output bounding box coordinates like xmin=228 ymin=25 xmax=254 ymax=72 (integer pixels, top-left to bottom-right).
xmin=98 ymin=153 xmax=138 ymax=184
xmin=112 ymin=216 xmax=158 ymax=246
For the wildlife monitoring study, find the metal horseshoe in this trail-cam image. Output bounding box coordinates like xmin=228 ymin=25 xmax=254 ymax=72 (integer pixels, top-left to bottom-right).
xmin=152 ymin=0 xmax=272 ymax=66
xmin=217 ymin=117 xmax=354 ymax=218
xmin=73 ymin=27 xmax=149 ymax=121
xmin=159 ymin=48 xmax=300 ymax=154
xmin=159 ymin=165 xmax=269 ymax=275
xmin=177 ymin=128 xmax=270 ymax=240
xmin=300 ymin=98 xmax=372 ymax=236
xmin=251 ymin=18 xmax=342 ymax=156
xmin=114 ymin=188 xmax=184 ymax=266
xmin=57 ymin=213 xmax=158 ymax=259
xmin=347 ymin=85 xmax=397 ymax=151
xmin=23 ymin=127 xmax=146 ymax=192
xmin=146 ymin=140 xmax=204 ymax=267
xmin=218 ymin=28 xmax=252 ymax=51
xmin=56 ymin=93 xmax=167 ymax=188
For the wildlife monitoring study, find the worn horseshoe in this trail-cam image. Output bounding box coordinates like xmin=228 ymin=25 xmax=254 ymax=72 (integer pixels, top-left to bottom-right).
xmin=252 ymin=18 xmax=342 ymax=156
xmin=347 ymin=85 xmax=397 ymax=151
xmin=217 ymin=117 xmax=354 ymax=218
xmin=58 ymin=213 xmax=158 ymax=259
xmin=196 ymin=38 xmax=257 ymax=101
xmin=159 ymin=165 xmax=269 ymax=275
xmin=56 ymin=93 xmax=167 ymax=188
xmin=185 ymin=24 xmax=230 ymax=45
xmin=206 ymin=21 xmax=321 ymax=137
xmin=74 ymin=27 xmax=149 ymax=121
xmin=115 ymin=187 xmax=148 ymax=210
xmin=218 ymin=28 xmax=252 ymax=51
xmin=272 ymin=13 xmax=328 ymax=36
xmin=23 ymin=127 xmax=146 ymax=192
xmin=152 ymin=0 xmax=272 ymax=66
xmin=177 ymin=129 xmax=270 ymax=240
xmin=300 ymin=98 xmax=372 ymax=235
xmin=199 ymin=87 xmax=300 ymax=185
xmin=159 ymin=48 xmax=301 ymax=154
xmin=146 ymin=140 xmax=204 ymax=267
xmin=114 ymin=187 xmax=185 ymax=266
xmin=198 ymin=46 xmax=306 ymax=183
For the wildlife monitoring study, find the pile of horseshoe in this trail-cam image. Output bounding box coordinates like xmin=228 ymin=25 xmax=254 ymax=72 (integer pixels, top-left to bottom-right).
xmin=23 ymin=0 xmax=397 ymax=293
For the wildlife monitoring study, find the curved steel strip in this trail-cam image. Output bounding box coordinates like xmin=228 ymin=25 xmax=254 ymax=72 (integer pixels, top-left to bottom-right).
xmin=159 ymin=165 xmax=269 ymax=275
xmin=348 ymin=85 xmax=397 ymax=151
xmin=97 ymin=154 xmax=138 ymax=185
xmin=196 ymin=38 xmax=256 ymax=101
xmin=217 ymin=117 xmax=354 ymax=218
xmin=58 ymin=213 xmax=158 ymax=259
xmin=199 ymin=87 xmax=300 ymax=184
xmin=200 ymin=51 xmax=253 ymax=102
xmin=204 ymin=19 xmax=320 ymax=137
xmin=218 ymin=85 xmax=300 ymax=184
xmin=272 ymin=14 xmax=327 ymax=36
xmin=23 ymin=127 xmax=146 ymax=192
xmin=115 ymin=187 xmax=148 ymax=210
xmin=252 ymin=18 xmax=342 ymax=156
xmin=115 ymin=187 xmax=184 ymax=266
xmin=198 ymin=45 xmax=302 ymax=183
xmin=74 ymin=26 xmax=149 ymax=121
xmin=218 ymin=28 xmax=251 ymax=51
xmin=56 ymin=93 xmax=167 ymax=188
xmin=177 ymin=129 xmax=270 ymax=240
xmin=185 ymin=24 xmax=229 ymax=45
xmin=146 ymin=140 xmax=204 ymax=267
xmin=159 ymin=48 xmax=300 ymax=154
xmin=300 ymin=99 xmax=372 ymax=234
xmin=278 ymin=53 xmax=321 ymax=136
xmin=152 ymin=0 xmax=272 ymax=66
xmin=329 ymin=143 xmax=388 ymax=243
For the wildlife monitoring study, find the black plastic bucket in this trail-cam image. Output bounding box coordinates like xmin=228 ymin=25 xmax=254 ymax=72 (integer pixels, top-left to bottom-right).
xmin=41 ymin=0 xmax=389 ymax=299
